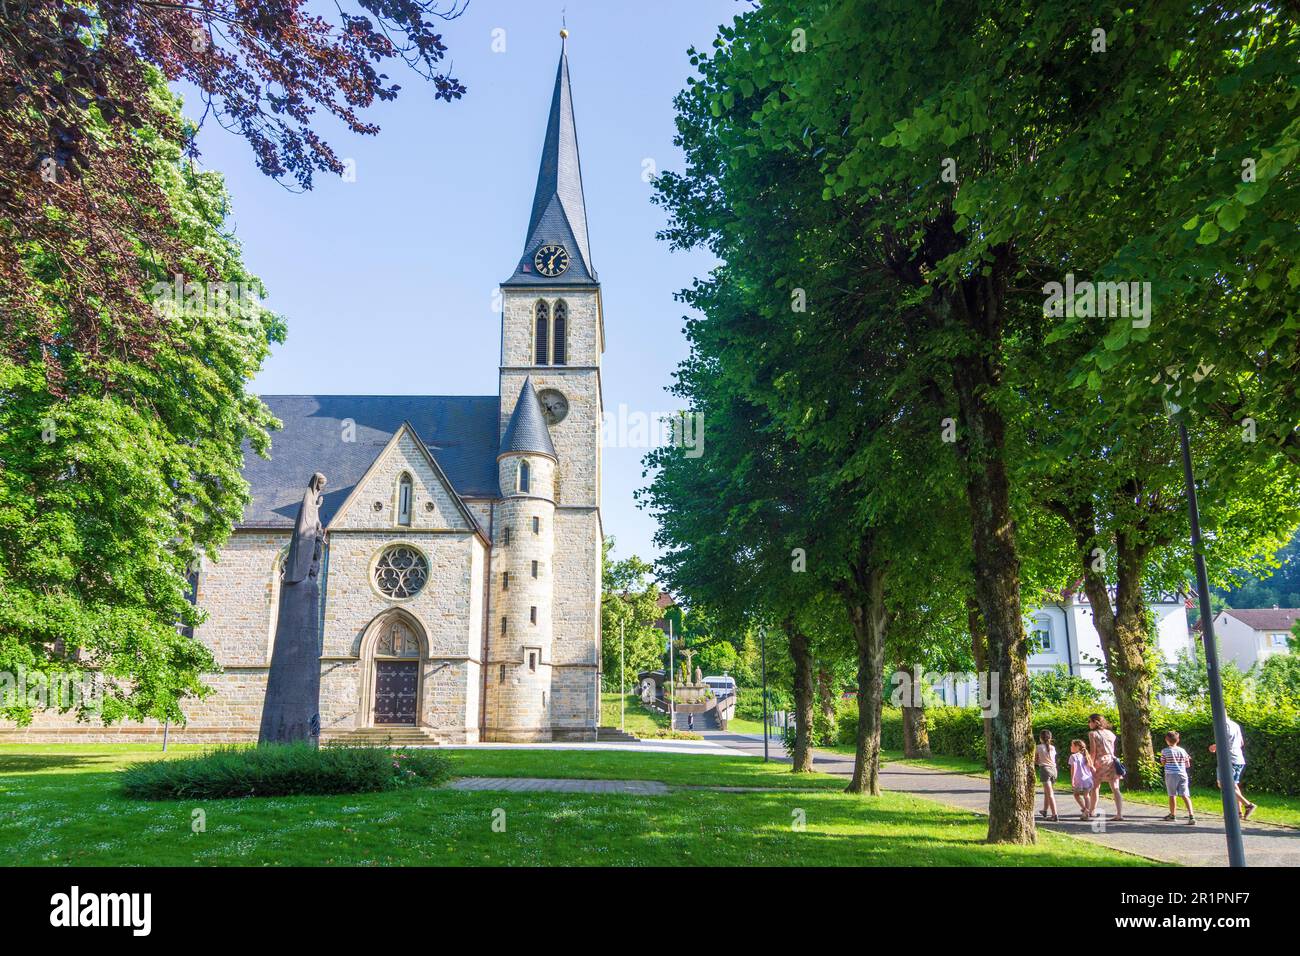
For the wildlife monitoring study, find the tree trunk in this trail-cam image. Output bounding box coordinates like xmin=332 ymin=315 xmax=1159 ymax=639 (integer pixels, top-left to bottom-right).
xmin=953 ymin=344 xmax=1035 ymax=845
xmin=968 ymin=598 xmax=993 ymax=770
xmin=901 ymin=701 xmax=930 ymax=757
xmin=1108 ymin=610 xmax=1157 ymax=788
xmin=788 ymin=621 xmax=815 ymax=773
xmin=1076 ymin=521 xmax=1158 ymax=789
xmin=845 ymin=563 xmax=887 ymax=795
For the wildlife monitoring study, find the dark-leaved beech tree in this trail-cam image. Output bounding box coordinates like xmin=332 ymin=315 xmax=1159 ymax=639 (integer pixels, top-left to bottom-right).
xmin=1 ymin=0 xmax=465 ymax=383
xmin=0 ymin=76 xmax=282 ymax=727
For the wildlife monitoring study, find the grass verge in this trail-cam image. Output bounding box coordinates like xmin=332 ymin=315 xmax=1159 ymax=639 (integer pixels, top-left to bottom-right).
xmin=0 ymin=744 xmax=1151 ymax=866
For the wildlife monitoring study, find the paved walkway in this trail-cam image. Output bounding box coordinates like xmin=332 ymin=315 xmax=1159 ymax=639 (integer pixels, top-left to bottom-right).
xmin=436 ymin=739 xmax=741 ymax=757
xmin=450 ymin=776 xmax=670 ymax=794
xmin=705 ymin=731 xmax=1300 ymax=866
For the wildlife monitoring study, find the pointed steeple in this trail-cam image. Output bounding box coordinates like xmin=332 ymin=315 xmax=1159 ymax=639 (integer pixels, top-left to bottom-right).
xmin=500 ymin=378 xmax=558 ymax=458
xmin=504 ymin=33 xmax=596 ymax=286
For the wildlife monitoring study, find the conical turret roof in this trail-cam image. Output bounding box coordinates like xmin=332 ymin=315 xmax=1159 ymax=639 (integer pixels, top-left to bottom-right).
xmin=500 ymin=378 xmax=557 ymax=458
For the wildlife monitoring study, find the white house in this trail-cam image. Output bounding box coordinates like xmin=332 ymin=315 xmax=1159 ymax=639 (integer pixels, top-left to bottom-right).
xmin=1213 ymin=608 xmax=1298 ymax=672
xmin=933 ymin=590 xmax=1194 ymax=707
xmin=1024 ymin=591 xmax=1195 ymax=691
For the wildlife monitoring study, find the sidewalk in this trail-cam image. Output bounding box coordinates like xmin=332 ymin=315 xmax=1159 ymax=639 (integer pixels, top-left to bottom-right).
xmin=437 ymin=739 xmax=741 ymax=757
xmin=706 ymin=730 xmax=1300 ymax=866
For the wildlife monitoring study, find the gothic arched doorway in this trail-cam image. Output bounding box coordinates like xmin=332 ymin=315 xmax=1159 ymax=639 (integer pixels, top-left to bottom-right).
xmin=360 ymin=612 xmax=426 ymax=727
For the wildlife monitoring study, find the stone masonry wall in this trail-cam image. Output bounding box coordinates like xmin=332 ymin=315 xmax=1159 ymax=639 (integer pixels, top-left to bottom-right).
xmin=483 ymin=455 xmax=555 ymax=740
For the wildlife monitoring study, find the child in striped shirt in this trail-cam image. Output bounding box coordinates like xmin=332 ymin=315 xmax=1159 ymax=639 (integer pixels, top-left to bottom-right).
xmin=1159 ymin=730 xmax=1195 ymax=825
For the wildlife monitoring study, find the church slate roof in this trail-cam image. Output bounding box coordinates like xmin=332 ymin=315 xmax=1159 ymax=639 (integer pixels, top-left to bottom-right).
xmin=503 ymin=40 xmax=597 ymax=287
xmin=239 ymin=395 xmax=501 ymax=528
xmin=499 ymin=378 xmax=558 ymax=459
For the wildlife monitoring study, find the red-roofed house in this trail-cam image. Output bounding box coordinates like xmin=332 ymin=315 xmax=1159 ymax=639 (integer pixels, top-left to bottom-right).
xmin=1213 ymin=608 xmax=1299 ymax=671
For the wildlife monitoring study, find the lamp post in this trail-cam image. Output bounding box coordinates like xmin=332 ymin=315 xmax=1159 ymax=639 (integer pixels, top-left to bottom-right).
xmin=760 ymin=624 xmax=769 ymax=762
xmin=1169 ymin=397 xmax=1246 ymax=866
xmin=668 ymin=617 xmax=675 ymax=732
xmin=620 ymin=621 xmax=625 ymax=733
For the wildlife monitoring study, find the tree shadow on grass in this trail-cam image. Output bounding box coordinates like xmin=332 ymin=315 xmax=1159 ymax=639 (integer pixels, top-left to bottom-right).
xmin=0 ymin=753 xmax=121 ymax=774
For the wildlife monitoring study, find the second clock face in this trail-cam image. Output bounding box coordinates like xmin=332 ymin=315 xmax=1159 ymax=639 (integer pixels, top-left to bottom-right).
xmin=534 ymin=244 xmax=570 ymax=277
xmin=538 ymin=388 xmax=569 ymax=425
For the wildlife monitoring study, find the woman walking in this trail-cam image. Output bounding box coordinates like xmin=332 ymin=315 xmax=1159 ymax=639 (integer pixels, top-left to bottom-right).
xmin=1088 ymin=713 xmax=1125 ymax=821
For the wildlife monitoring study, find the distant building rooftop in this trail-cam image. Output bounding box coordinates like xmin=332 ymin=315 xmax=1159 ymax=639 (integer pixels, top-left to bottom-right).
xmin=1220 ymin=608 xmax=1300 ymax=631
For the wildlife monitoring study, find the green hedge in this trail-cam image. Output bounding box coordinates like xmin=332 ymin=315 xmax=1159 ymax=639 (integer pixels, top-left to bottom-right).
xmin=735 ymin=688 xmax=766 ymax=722
xmin=852 ymin=702 xmax=1300 ymax=795
xmin=121 ymin=744 xmax=452 ymax=800
xmin=734 ymin=686 xmax=794 ymax=722
xmin=1150 ymin=704 xmax=1300 ymax=796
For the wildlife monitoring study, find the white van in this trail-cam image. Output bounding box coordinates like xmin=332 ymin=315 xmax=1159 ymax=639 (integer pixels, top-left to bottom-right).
xmin=702 ymin=675 xmax=737 ymax=699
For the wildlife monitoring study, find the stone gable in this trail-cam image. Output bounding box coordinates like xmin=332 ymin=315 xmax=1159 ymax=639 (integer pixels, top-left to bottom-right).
xmin=330 ymin=427 xmax=477 ymax=534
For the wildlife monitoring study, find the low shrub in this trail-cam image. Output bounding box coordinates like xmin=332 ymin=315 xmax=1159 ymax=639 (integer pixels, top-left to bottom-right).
xmin=734 ymin=687 xmax=766 ymax=722
xmin=648 ymin=729 xmax=703 ymax=740
xmin=734 ymin=686 xmax=794 ymax=721
xmin=121 ymin=744 xmax=452 ymax=800
xmin=835 ymin=698 xmax=862 ymax=747
xmin=1029 ymin=665 xmax=1103 ymax=707
xmin=810 ymin=702 xmax=839 ymax=747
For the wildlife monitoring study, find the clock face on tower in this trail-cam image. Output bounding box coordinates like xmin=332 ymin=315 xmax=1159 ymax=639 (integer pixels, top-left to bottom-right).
xmin=533 ymin=244 xmax=570 ymax=277
xmin=538 ymin=388 xmax=569 ymax=425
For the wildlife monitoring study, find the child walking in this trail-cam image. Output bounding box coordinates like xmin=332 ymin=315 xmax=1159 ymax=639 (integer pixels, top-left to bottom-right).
xmin=1035 ymin=729 xmax=1058 ymax=821
xmin=1068 ymin=738 xmax=1096 ymax=820
xmin=1159 ymin=730 xmax=1196 ymax=825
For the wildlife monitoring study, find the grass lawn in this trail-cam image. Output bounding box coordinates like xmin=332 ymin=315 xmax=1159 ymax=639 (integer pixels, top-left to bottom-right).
xmin=599 ymin=692 xmax=669 ymax=737
xmin=864 ymin=748 xmax=1300 ymax=829
xmin=726 ymin=717 xmax=768 ymax=735
xmin=0 ymin=744 xmax=1152 ymax=866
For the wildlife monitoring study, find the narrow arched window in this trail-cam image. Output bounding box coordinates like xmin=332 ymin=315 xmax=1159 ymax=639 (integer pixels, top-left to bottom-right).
xmin=552 ymin=300 xmax=568 ymax=366
xmin=518 ymin=459 xmax=531 ymax=493
xmin=534 ymin=300 xmax=550 ymax=365
xmin=396 ymin=473 xmax=413 ymax=526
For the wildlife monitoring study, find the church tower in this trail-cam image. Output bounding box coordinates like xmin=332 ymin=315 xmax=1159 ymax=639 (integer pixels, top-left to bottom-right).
xmin=485 ymin=32 xmax=603 ymax=741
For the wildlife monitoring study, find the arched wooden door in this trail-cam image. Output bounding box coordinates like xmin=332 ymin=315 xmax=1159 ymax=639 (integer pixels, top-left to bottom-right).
xmin=371 ymin=618 xmax=421 ymax=726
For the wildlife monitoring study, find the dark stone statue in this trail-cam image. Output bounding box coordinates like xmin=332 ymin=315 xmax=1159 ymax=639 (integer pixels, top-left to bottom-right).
xmin=258 ymin=472 xmax=326 ymax=746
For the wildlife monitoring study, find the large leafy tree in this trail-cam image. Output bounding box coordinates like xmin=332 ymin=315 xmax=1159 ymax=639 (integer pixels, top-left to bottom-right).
xmin=1022 ymin=366 xmax=1300 ymax=784
xmin=654 ymin=0 xmax=1298 ymax=842
xmin=1 ymin=1 xmax=465 ymax=383
xmin=652 ymin=9 xmax=1001 ymax=797
xmin=1218 ymin=530 xmax=1300 ymax=609
xmin=0 ymin=74 xmax=282 ymax=725
xmin=639 ymin=338 xmax=856 ymax=773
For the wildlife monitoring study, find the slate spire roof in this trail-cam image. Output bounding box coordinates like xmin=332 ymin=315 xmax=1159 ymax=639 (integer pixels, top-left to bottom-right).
xmin=500 ymin=378 xmax=557 ymax=458
xmin=504 ymin=36 xmax=597 ymax=286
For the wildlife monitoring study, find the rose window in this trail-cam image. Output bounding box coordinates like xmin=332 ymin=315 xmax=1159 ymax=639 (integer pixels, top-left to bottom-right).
xmin=374 ymin=546 xmax=428 ymax=599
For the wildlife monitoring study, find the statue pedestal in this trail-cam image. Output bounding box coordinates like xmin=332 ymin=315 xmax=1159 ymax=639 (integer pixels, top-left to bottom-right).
xmin=673 ymin=683 xmax=709 ymax=705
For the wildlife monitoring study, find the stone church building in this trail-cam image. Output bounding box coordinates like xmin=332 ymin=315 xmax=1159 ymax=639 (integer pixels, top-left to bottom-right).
xmin=6 ymin=39 xmax=604 ymax=744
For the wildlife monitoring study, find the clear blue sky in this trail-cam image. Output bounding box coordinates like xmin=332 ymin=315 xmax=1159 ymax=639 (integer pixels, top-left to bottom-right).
xmin=182 ymin=1 xmax=738 ymax=565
